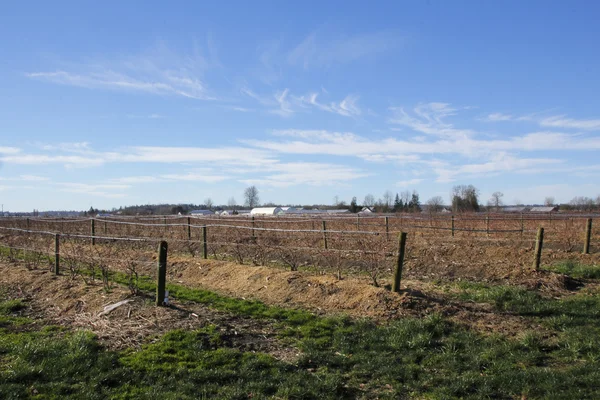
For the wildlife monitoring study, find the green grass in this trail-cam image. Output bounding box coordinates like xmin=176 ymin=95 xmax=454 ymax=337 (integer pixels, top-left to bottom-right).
xmin=3 ymin=248 xmax=600 ymax=398
xmin=544 ymin=260 xmax=600 ymax=279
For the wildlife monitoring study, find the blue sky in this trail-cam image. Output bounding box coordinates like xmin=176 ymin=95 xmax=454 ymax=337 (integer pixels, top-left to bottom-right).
xmin=1 ymin=1 xmax=600 ymax=211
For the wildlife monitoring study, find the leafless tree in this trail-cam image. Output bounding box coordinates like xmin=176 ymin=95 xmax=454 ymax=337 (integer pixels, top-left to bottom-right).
xmin=544 ymin=196 xmax=555 ymax=207
xmin=244 ymin=186 xmax=260 ymax=208
xmin=400 ymin=190 xmax=411 ymax=205
xmin=333 ymin=195 xmax=340 ymax=206
xmin=228 ymin=197 xmax=237 ymax=208
xmin=363 ymin=194 xmax=375 ymax=207
xmin=426 ymin=196 xmax=444 ymax=213
xmin=382 ymin=190 xmax=393 ymax=210
xmin=204 ymin=198 xmax=214 ymax=210
xmin=488 ymin=191 xmax=504 ymax=210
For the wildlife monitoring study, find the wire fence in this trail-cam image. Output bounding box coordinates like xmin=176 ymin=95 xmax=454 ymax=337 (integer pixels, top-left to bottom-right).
xmin=0 ymin=213 xmax=596 ymax=288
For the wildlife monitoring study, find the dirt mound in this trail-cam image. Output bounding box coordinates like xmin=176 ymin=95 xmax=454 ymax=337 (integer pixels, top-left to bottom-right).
xmin=0 ymin=263 xmax=297 ymax=359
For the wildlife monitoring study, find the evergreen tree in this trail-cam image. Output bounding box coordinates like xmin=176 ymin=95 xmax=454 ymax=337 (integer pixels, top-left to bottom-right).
xmin=350 ymin=197 xmax=359 ymax=213
xmin=408 ymin=191 xmax=421 ymax=212
xmin=393 ymin=193 xmax=402 ymax=212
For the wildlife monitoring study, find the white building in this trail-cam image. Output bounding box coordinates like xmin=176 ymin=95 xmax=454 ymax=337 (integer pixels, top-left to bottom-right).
xmin=250 ymin=207 xmax=283 ymax=216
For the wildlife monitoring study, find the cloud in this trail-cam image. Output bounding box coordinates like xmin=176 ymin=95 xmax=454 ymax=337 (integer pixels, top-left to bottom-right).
xmin=239 ymin=162 xmax=369 ymax=187
xmin=539 ymin=115 xmax=600 ymax=131
xmin=25 ymin=41 xmax=218 ymax=100
xmin=288 ymin=31 xmax=400 ymax=68
xmin=484 ymin=112 xmax=513 ymax=122
xmin=397 ymin=178 xmax=423 ymax=187
xmin=0 ymin=147 xmax=20 ymax=154
xmin=160 ymin=173 xmax=228 ymax=183
xmin=389 ymin=103 xmax=475 ymax=138
xmin=295 ymin=93 xmax=361 ymax=117
xmin=57 ymin=183 xmax=129 ymax=198
xmin=433 ymin=154 xmax=561 ymax=183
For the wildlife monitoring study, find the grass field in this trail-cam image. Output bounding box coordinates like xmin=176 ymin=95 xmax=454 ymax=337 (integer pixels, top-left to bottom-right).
xmin=2 ymin=257 xmax=600 ymax=399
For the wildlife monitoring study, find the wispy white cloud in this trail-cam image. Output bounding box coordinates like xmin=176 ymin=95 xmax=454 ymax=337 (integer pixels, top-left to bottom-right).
xmin=389 ymin=102 xmax=475 ymax=138
xmin=239 ymin=162 xmax=369 ymax=187
xmin=433 ymin=153 xmax=561 ymax=183
xmin=397 ymin=178 xmax=423 ymax=187
xmin=484 ymin=112 xmax=513 ymax=122
xmin=539 ymin=115 xmax=600 ymax=131
xmin=0 ymin=175 xmax=50 ymax=182
xmin=0 ymin=147 xmax=21 ymax=154
xmin=294 ymin=93 xmax=361 ymax=117
xmin=57 ymin=183 xmax=129 ymax=198
xmin=25 ymin=41 xmax=218 ymax=100
xmin=288 ymin=31 xmax=400 ymax=69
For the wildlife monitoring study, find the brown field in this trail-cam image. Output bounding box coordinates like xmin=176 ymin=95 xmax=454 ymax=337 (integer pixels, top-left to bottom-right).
xmin=0 ymin=213 xmax=597 ymax=286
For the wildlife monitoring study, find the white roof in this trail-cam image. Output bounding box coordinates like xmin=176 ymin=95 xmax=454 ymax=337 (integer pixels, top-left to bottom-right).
xmin=250 ymin=207 xmax=282 ymax=215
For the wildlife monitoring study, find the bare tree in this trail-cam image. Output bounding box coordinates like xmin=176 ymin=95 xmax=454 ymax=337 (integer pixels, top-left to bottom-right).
xmin=400 ymin=190 xmax=411 ymax=206
xmin=227 ymin=197 xmax=237 ymax=209
xmin=488 ymin=191 xmax=504 ymax=210
xmin=382 ymin=190 xmax=393 ymax=210
xmin=244 ymin=186 xmax=260 ymax=208
xmin=544 ymin=196 xmax=555 ymax=207
xmin=333 ymin=195 xmax=340 ymax=206
xmin=426 ymin=196 xmax=444 ymax=213
xmin=204 ymin=197 xmax=214 ymax=209
xmin=363 ymin=194 xmax=375 ymax=207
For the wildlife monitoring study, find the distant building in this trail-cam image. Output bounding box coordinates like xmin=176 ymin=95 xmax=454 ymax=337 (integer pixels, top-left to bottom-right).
xmin=326 ymin=209 xmax=351 ymax=214
xmin=189 ymin=209 xmax=213 ymax=216
xmin=502 ymin=206 xmax=530 ymax=213
xmin=530 ymin=206 xmax=559 ymax=213
xmin=250 ymin=207 xmax=283 ymax=216
xmin=359 ymin=206 xmax=374 ymax=214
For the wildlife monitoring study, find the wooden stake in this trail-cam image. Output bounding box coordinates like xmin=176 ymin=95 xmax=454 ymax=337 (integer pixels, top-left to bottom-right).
xmin=583 ymin=218 xmax=592 ymax=254
xmin=54 ymin=234 xmax=60 ymax=275
xmin=252 ymin=216 xmax=255 ymax=238
xmin=322 ymin=220 xmax=328 ymax=249
xmin=91 ymin=219 xmax=95 ymax=245
xmin=533 ymin=227 xmax=544 ymax=270
xmin=486 ymin=216 xmax=490 ymax=237
xmin=451 ymin=215 xmax=455 ymax=237
xmin=385 ymin=216 xmax=389 ymax=239
xmin=156 ymin=241 xmax=168 ymax=306
xmin=392 ymin=232 xmax=407 ymax=293
xmin=187 ymin=217 xmax=191 ymax=240
xmin=202 ymin=226 xmax=208 ymax=259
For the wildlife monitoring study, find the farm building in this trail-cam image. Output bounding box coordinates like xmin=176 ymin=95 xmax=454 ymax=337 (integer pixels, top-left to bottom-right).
xmin=359 ymin=207 xmax=374 ymax=214
xmin=326 ymin=209 xmax=351 ymax=214
xmin=189 ymin=209 xmax=213 ymax=216
xmin=250 ymin=207 xmax=283 ymax=216
xmin=530 ymin=206 xmax=559 ymax=213
xmin=502 ymin=206 xmax=529 ymax=213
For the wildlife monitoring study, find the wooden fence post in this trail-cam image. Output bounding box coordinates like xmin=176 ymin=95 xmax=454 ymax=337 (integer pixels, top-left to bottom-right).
xmin=103 ymin=219 xmax=107 ymax=235
xmin=583 ymin=218 xmax=592 ymax=254
xmin=486 ymin=216 xmax=490 ymax=237
xmin=451 ymin=215 xmax=455 ymax=237
xmin=392 ymin=232 xmax=408 ymax=293
xmin=385 ymin=216 xmax=389 ymax=239
xmin=356 ymin=214 xmax=360 ymax=230
xmin=252 ymin=216 xmax=255 ymax=238
xmin=91 ymin=219 xmax=95 ymax=245
xmin=156 ymin=241 xmax=168 ymax=306
xmin=533 ymin=227 xmax=544 ymax=270
xmin=521 ymin=214 xmax=524 ymax=237
xmin=26 ymin=217 xmax=30 ymax=230
xmin=54 ymin=234 xmax=60 ymax=275
xmin=322 ymin=220 xmax=328 ymax=249
xmin=187 ymin=217 xmax=191 ymax=240
xmin=202 ymin=226 xmax=208 ymax=259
